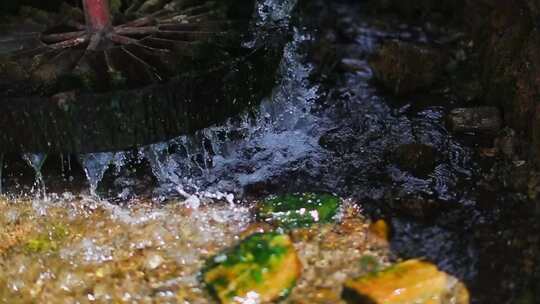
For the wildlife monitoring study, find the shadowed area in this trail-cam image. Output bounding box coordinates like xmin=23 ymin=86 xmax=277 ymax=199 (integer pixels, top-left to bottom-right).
xmin=0 ymin=0 xmax=288 ymax=153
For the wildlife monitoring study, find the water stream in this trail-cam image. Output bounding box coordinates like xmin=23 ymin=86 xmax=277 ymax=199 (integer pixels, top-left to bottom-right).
xmin=22 ymin=153 xmax=48 ymax=197
xmin=1 ymin=0 xmax=537 ymax=303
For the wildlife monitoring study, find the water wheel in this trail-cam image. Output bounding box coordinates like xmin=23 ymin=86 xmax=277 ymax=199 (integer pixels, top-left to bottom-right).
xmin=0 ymin=0 xmax=289 ymax=153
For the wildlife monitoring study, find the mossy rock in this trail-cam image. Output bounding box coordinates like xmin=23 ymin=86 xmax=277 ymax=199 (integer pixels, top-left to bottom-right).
xmin=202 ymin=232 xmax=301 ymax=304
xmin=369 ymin=41 xmax=446 ymax=96
xmin=258 ymin=193 xmax=341 ymax=229
xmin=393 ymin=143 xmax=437 ymax=178
xmin=343 ymin=259 xmax=470 ymax=304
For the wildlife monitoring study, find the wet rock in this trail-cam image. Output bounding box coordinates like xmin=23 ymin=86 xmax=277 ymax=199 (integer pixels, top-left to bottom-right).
xmin=342 ymin=259 xmax=470 ymax=304
xmin=494 ymin=160 xmax=539 ymax=196
xmin=447 ymin=107 xmax=502 ymax=135
xmin=393 ymin=143 xmax=437 ymax=177
xmin=0 ymin=58 xmax=27 ymax=82
xmin=388 ymin=195 xmax=441 ymax=220
xmin=368 ymin=220 xmax=390 ymax=242
xmin=366 ymin=0 xmax=463 ymax=20
xmin=494 ymin=128 xmax=518 ymax=159
xmin=527 ymin=172 xmax=540 ymax=200
xmin=451 ymin=73 xmax=483 ymax=103
xmin=367 ymin=220 xmax=391 ymax=248
xmin=257 ymin=193 xmax=341 ymax=229
xmin=202 ymin=233 xmax=301 ymax=304
xmin=319 ymin=127 xmax=357 ymax=154
xmin=533 ymin=105 xmax=540 ymax=164
xmin=508 ymin=162 xmax=534 ymax=194
xmin=462 ymin=0 xmax=540 ymax=165
xmin=369 ymin=41 xmax=446 ymax=96
xmin=340 ymin=58 xmax=370 ymax=73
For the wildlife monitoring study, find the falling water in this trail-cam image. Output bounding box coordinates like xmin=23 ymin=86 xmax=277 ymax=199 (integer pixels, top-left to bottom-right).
xmin=22 ymin=153 xmax=48 ymax=196
xmin=79 ymin=152 xmax=115 ymax=196
xmin=134 ymin=27 xmax=318 ymax=197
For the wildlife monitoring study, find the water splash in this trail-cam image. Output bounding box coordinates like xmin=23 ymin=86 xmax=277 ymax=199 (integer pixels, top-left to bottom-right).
xmin=22 ymin=153 xmax=48 ymax=196
xmin=79 ymin=153 xmax=115 ymax=196
xmin=257 ymin=0 xmax=298 ymax=24
xmin=136 ymin=29 xmax=318 ymax=196
xmin=144 ymin=143 xmax=182 ymax=187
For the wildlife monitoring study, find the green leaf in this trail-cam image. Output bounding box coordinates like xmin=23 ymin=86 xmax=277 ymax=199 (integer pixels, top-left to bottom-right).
xmin=258 ymin=193 xmax=341 ymax=229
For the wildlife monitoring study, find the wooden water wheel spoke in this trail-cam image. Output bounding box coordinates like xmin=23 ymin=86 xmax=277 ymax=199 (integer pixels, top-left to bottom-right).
xmin=125 ymin=40 xmax=173 ymax=55
xmin=52 ymin=37 xmax=88 ymax=50
xmin=87 ymin=33 xmax=103 ymax=51
xmin=106 ymin=47 xmax=161 ymax=85
xmin=108 ymin=33 xmax=141 ymax=45
xmin=64 ymin=20 xmax=87 ymax=30
xmin=11 ymin=45 xmax=55 ymax=59
xmin=121 ymin=46 xmax=164 ymax=80
xmin=119 ymin=8 xmax=172 ymax=28
xmin=158 ymin=20 xmax=240 ymax=32
xmin=114 ymin=26 xmax=159 ymax=36
xmin=123 ymin=44 xmax=180 ymax=75
xmin=154 ymin=30 xmax=218 ymax=41
xmin=0 ymin=37 xmax=43 ymax=55
xmin=32 ymin=49 xmax=85 ymax=81
xmin=118 ymin=15 xmax=156 ymax=28
xmin=125 ymin=0 xmax=148 ymax=15
xmin=137 ymin=0 xmax=171 ymax=14
xmin=174 ymin=2 xmax=217 ymax=16
xmin=183 ymin=11 xmax=221 ymax=23
xmin=139 ymin=37 xmax=193 ymax=53
xmin=41 ymin=31 xmax=86 ymax=44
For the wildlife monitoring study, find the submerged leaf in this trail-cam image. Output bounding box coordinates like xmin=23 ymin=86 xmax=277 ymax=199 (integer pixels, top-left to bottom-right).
xmin=203 ymin=233 xmax=301 ymax=304
xmin=258 ymin=193 xmax=341 ymax=229
xmin=343 ymin=259 xmax=470 ymax=304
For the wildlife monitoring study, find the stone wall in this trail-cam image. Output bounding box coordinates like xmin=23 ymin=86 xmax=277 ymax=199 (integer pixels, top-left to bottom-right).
xmin=464 ymin=0 xmax=540 ymax=165
xmin=367 ymin=0 xmax=540 ymax=165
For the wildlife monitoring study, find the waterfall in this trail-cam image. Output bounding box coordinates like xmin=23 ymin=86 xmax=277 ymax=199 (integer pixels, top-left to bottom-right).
xmin=79 ymin=152 xmax=115 ymax=196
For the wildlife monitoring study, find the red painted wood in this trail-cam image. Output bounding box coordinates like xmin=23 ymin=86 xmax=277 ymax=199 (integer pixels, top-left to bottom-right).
xmin=83 ymin=0 xmax=112 ymax=31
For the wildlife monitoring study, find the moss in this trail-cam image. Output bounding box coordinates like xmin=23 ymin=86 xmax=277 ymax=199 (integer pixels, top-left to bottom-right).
xmin=24 ymin=223 xmax=69 ymax=253
xmin=359 ymin=255 xmax=381 ymax=274
xmin=258 ymin=193 xmax=341 ymax=229
xmin=25 ymin=236 xmax=56 ymax=253
xmin=202 ymin=233 xmax=301 ymax=304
